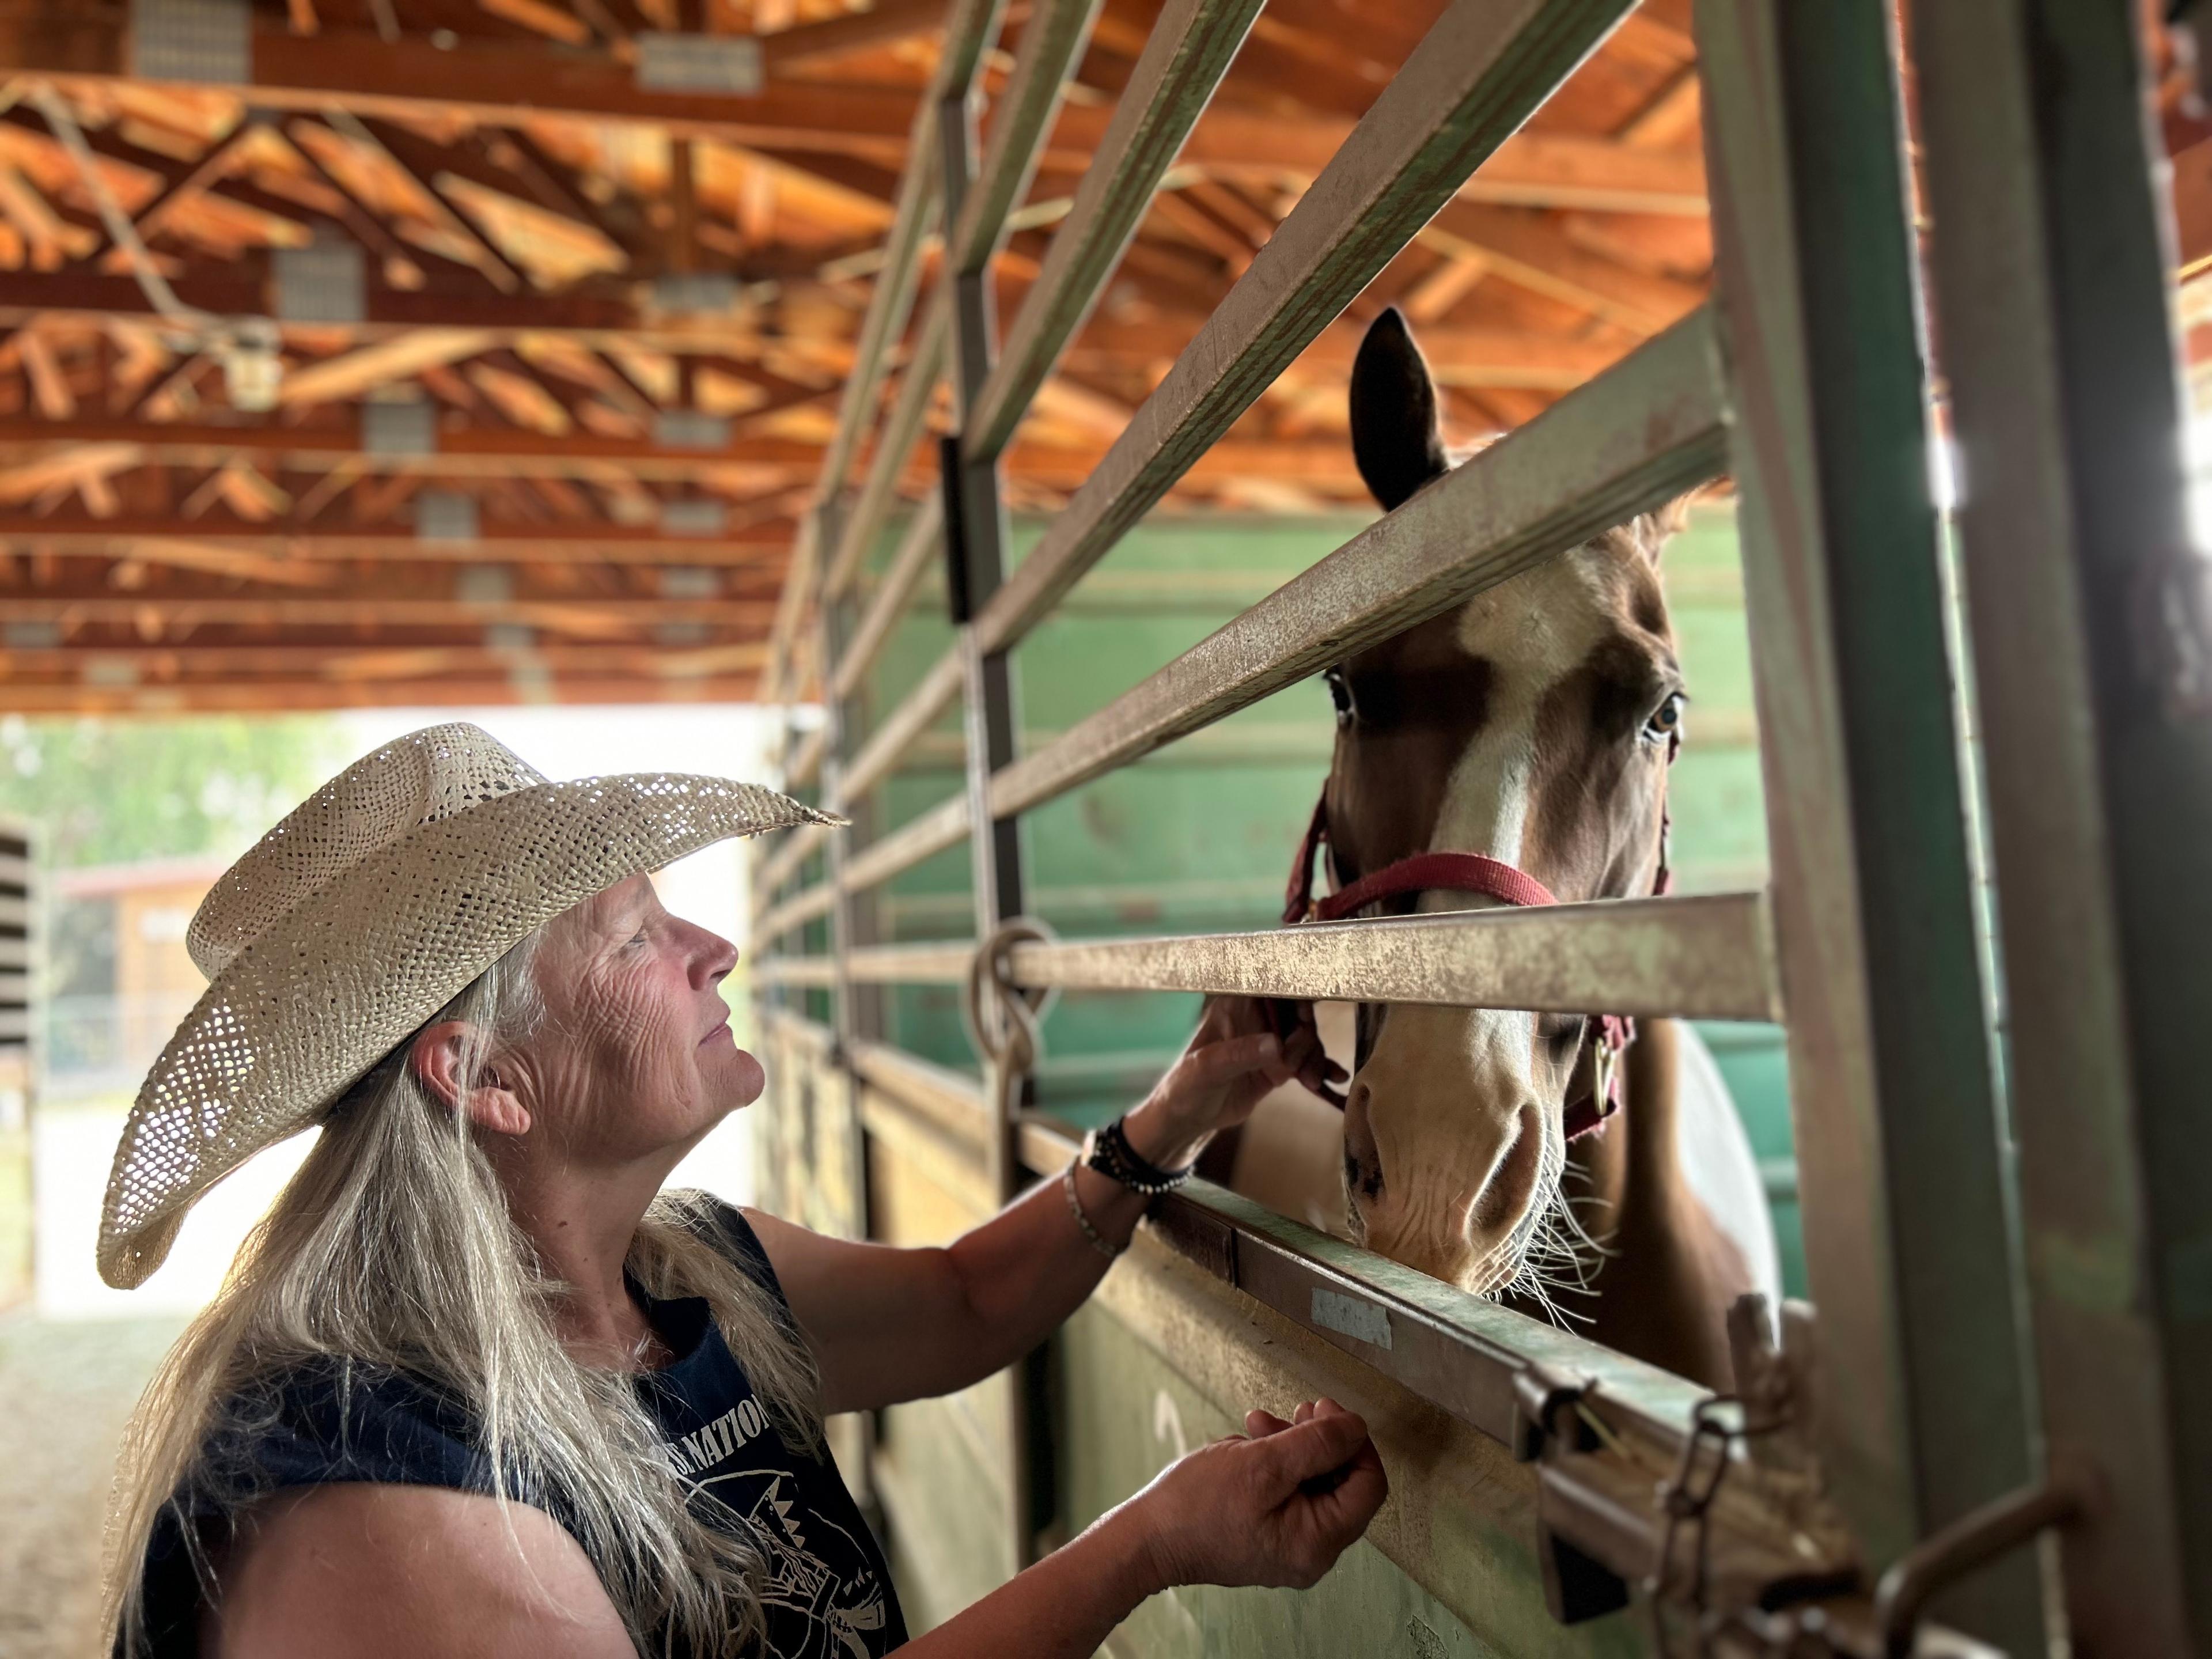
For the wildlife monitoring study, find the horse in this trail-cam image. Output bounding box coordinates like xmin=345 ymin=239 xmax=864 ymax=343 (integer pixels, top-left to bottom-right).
xmin=1213 ymin=309 xmax=1777 ymax=1389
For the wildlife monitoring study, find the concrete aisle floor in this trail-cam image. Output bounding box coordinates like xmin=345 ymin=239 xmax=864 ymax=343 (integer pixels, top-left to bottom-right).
xmin=0 ymin=1312 xmax=186 ymax=1659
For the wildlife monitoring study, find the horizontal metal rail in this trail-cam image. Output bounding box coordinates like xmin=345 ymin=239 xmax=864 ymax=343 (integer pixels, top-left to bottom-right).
xmin=752 ymin=796 xmax=971 ymax=950
xmin=839 ymin=793 xmax=971 ymax=892
xmin=786 ymin=1008 xmax=1718 ymax=1454
xmin=792 ymin=1011 xmax=1950 ymax=1638
xmin=783 ymin=725 xmax=830 ymax=796
xmin=808 ymin=312 xmax=1722 ymax=911
xmin=839 ymin=643 xmax=967 ymax=808
xmin=753 ymin=881 xmax=838 ymax=946
xmin=945 ymin=0 xmax=1105 ymax=279
xmin=964 ymin=0 xmax=1271 ymax=462
xmin=765 ymin=0 xmax=1003 ymax=700
xmin=1005 ymin=892 xmax=1781 ymax=1020
xmin=757 ymin=1001 xmax=835 ymax=1058
xmin=757 ymin=892 xmax=1780 ymax=1022
xmin=971 ymin=0 xmax=1643 ymax=656
xmin=751 ymin=819 xmax=831 ymax=909
xmin=1011 ymin=1112 xmax=1713 ymax=1450
xmin=752 ymin=955 xmax=838 ymax=988
xmin=992 ymin=310 xmax=1725 ymax=817
xmin=832 ymin=495 xmax=946 ymax=703
xmin=821 ymin=298 xmax=950 ymax=608
xmin=847 ymin=1035 xmax=991 ymax=1153
xmin=844 ymin=941 xmax=972 ymax=983
xmin=814 ymin=0 xmax=1003 ymax=499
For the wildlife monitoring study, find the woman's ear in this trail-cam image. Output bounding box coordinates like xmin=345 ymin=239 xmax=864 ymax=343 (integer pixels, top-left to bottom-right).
xmin=410 ymin=1019 xmax=533 ymax=1137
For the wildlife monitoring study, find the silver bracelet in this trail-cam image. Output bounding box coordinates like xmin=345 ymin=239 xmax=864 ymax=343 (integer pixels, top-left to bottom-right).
xmin=1062 ymin=1161 xmax=1124 ymax=1261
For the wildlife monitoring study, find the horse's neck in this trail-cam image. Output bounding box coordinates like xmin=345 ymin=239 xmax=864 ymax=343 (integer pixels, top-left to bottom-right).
xmin=1565 ymin=1018 xmax=1744 ymax=1388
xmin=1577 ymin=1016 xmax=1683 ymax=1215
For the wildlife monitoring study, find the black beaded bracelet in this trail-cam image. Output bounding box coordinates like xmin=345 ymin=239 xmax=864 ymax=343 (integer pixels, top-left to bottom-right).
xmin=1081 ymin=1115 xmax=1195 ymax=1196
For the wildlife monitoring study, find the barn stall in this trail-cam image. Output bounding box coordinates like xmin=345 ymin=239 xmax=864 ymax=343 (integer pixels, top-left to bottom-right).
xmin=0 ymin=0 xmax=2205 ymax=1653
xmin=747 ymin=2 xmax=2212 ymax=1656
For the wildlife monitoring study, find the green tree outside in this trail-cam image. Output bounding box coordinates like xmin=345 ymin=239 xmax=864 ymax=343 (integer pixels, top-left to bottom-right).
xmin=0 ymin=714 xmax=344 ymax=870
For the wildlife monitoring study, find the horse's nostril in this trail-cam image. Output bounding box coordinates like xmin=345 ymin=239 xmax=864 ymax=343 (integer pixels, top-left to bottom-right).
xmin=1343 ymin=1080 xmax=1384 ymax=1200
xmin=1469 ymin=1101 xmax=1546 ymax=1237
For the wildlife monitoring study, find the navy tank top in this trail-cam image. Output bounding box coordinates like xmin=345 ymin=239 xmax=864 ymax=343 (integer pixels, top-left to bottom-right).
xmin=135 ymin=1199 xmax=906 ymax=1658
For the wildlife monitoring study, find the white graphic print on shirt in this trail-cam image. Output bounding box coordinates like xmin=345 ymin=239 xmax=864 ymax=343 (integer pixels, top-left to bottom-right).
xmin=664 ymin=1403 xmax=889 ymax=1659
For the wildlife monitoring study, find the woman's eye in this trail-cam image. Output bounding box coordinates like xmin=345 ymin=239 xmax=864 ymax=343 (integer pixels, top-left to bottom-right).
xmin=1643 ymin=693 xmax=1685 ymax=743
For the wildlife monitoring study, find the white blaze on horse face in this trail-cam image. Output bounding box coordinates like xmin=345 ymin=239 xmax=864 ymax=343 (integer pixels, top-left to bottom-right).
xmin=1346 ymin=552 xmax=1620 ymax=1296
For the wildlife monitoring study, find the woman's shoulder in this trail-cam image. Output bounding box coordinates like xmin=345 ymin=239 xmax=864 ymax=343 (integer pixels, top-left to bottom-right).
xmin=192 ymin=1357 xmax=491 ymax=1506
xmin=209 ymin=1482 xmax=632 ymax=1659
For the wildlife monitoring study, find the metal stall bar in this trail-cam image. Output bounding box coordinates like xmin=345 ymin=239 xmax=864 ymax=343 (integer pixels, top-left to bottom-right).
xmin=786 ymin=304 xmax=952 ymax=801
xmin=838 ymin=0 xmax=1653 ymax=849
xmin=839 ymin=794 xmax=972 ymax=896
xmin=751 ymin=311 xmax=1722 ymax=938
xmin=755 ymin=0 xmax=1001 ymax=719
xmin=961 ymin=0 xmax=1271 ymax=464
xmin=837 ymin=646 xmax=968 ymax=824
xmin=993 ymin=313 xmax=1722 ymax=816
xmin=751 ymin=820 xmax=831 ymax=911
xmin=759 ymin=891 xmax=1779 ymax=1020
xmin=1695 ymin=0 xmax=2041 ymax=1631
xmin=944 ymin=0 xmax=1104 ymax=281
xmin=933 ymin=0 xmax=1113 ymax=1578
xmin=971 ymin=0 xmax=1646 ymax=658
xmin=778 ymin=1003 xmax=1978 ymax=1649
xmin=1912 ymin=2 xmax=2212 ymax=1648
xmin=754 ymin=882 xmax=838 ymax=949
xmin=831 ymin=497 xmax=947 ymax=704
xmin=819 ymin=301 xmax=953 ymax=613
xmin=1000 ymin=893 xmax=1778 ymax=1020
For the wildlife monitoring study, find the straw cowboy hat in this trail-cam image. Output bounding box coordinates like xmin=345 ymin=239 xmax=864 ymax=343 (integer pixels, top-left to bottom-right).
xmin=97 ymin=722 xmax=837 ymax=1290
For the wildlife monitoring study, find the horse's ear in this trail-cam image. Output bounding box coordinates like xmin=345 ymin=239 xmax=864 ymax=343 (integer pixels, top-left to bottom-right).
xmin=1625 ymin=494 xmax=1696 ymax=565
xmin=1350 ymin=307 xmax=1449 ymax=512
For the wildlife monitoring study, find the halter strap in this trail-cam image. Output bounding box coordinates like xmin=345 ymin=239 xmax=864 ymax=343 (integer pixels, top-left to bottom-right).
xmin=1280 ymin=762 xmax=1675 ymax=1140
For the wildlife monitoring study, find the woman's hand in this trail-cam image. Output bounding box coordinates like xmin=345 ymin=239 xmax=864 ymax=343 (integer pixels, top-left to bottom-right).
xmin=1120 ymin=1398 xmax=1388 ymax=1592
xmin=1123 ymin=997 xmax=1346 ymax=1169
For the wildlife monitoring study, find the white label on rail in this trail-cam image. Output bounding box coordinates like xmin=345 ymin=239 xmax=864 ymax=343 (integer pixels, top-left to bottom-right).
xmin=1310 ymin=1287 xmax=1392 ymax=1350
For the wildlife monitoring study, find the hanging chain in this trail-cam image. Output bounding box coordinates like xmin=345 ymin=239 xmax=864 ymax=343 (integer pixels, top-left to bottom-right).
xmin=1645 ymin=1394 xmax=1789 ymax=1657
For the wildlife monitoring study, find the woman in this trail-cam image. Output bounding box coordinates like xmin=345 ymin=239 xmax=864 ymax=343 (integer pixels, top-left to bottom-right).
xmin=98 ymin=725 xmax=1387 ymax=1658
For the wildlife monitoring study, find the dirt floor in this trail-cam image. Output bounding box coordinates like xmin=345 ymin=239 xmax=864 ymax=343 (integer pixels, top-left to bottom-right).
xmin=0 ymin=1310 xmax=187 ymax=1659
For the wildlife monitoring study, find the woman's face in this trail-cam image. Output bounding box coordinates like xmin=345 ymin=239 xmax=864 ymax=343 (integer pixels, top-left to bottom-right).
xmin=507 ymin=874 xmax=762 ymax=1165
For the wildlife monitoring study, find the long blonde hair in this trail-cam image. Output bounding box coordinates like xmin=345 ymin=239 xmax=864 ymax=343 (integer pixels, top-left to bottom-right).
xmin=101 ymin=931 xmax=821 ymax=1657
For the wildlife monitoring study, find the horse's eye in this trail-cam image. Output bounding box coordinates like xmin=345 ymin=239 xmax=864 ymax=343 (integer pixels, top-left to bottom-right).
xmin=1324 ymin=666 xmax=1353 ymax=722
xmin=1643 ymin=692 xmax=1685 ymax=744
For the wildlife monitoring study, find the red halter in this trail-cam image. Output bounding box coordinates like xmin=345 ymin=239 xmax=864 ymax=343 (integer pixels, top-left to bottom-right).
xmin=1279 ymin=786 xmax=1673 ymax=1141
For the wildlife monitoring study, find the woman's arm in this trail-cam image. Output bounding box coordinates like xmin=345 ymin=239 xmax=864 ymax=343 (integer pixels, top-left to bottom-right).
xmin=749 ymin=997 xmax=1340 ymax=1414
xmin=209 ymin=1484 xmax=635 ymax=1658
xmin=897 ymin=1399 xmax=1387 ymax=1658
xmin=210 ymin=1400 xmax=1387 ymax=1659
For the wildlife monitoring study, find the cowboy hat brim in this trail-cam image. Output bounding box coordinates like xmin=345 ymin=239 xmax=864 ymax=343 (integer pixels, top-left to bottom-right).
xmin=99 ymin=771 xmax=836 ymax=1289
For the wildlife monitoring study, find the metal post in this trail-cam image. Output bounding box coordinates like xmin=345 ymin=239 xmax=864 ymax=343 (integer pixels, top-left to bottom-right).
xmin=1911 ymin=1 xmax=2212 ymax=1649
xmin=938 ymin=73 xmax=1043 ymax=1578
xmin=1695 ymin=2 xmax=2044 ymax=1640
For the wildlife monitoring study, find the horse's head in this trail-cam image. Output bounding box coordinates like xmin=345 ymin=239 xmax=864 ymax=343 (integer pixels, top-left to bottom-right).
xmin=1327 ymin=308 xmax=1683 ymax=1298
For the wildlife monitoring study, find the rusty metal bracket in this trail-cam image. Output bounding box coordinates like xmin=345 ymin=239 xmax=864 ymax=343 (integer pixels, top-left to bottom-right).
xmin=1873 ymin=1476 xmax=2082 ymax=1659
xmin=1512 ymin=1361 xmax=1597 ymax=1462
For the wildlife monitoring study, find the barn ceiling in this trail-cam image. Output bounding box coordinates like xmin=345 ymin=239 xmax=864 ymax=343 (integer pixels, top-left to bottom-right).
xmin=0 ymin=0 xmax=2196 ymax=713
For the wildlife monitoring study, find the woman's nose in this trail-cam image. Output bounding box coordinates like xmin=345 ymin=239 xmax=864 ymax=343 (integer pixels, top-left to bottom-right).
xmin=676 ymin=918 xmax=738 ymax=985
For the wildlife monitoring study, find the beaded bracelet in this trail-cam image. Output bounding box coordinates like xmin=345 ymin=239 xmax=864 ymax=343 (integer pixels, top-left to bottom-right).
xmin=1062 ymin=1162 xmax=1124 ymax=1260
xmin=1082 ymin=1115 xmax=1196 ymax=1196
